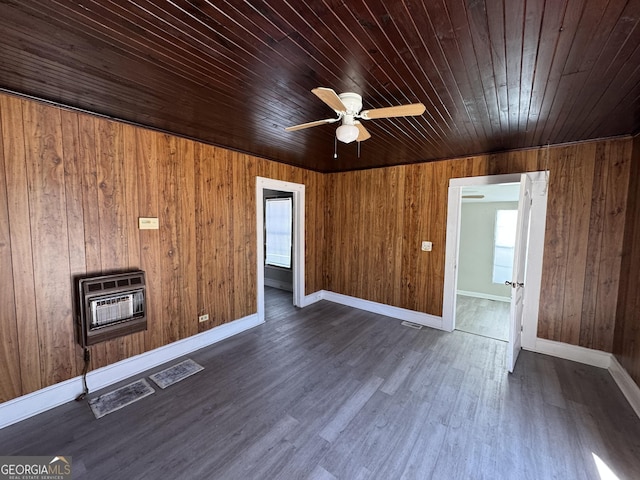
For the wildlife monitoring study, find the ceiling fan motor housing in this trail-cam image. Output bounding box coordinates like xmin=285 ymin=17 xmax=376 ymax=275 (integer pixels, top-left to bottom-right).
xmin=338 ymin=92 xmax=363 ymax=115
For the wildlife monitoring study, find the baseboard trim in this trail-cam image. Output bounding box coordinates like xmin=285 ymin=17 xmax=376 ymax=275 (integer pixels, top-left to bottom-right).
xmin=321 ymin=291 xmax=444 ymax=330
xmin=608 ymin=355 xmax=640 ymax=419
xmin=0 ymin=313 xmax=262 ymax=430
xmin=301 ymin=291 xmax=323 ymax=307
xmin=528 ymin=338 xmax=640 ymax=420
xmin=529 ymin=338 xmax=613 ymax=368
xmin=264 ymin=278 xmax=293 ymax=292
xmin=457 ymin=290 xmax=511 ymax=303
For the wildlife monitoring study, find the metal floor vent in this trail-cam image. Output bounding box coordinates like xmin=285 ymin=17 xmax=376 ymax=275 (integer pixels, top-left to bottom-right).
xmin=401 ymin=321 xmax=423 ymax=330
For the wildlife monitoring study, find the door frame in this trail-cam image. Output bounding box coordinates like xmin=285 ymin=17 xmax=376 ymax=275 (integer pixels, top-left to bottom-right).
xmin=442 ymin=171 xmax=549 ymax=352
xmin=256 ymin=177 xmax=305 ymax=323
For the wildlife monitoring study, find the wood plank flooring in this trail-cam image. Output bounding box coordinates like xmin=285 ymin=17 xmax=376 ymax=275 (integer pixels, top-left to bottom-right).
xmin=1 ymin=287 xmax=639 ymax=479
xmin=455 ymin=294 xmax=510 ymax=341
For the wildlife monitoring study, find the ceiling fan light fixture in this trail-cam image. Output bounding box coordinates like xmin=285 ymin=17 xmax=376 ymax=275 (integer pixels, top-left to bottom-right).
xmin=336 ymin=124 xmax=359 ymax=143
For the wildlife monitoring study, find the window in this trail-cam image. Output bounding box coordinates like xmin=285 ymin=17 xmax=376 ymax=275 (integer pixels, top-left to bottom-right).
xmin=265 ymin=197 xmax=292 ymax=268
xmin=492 ymin=209 xmax=518 ymax=284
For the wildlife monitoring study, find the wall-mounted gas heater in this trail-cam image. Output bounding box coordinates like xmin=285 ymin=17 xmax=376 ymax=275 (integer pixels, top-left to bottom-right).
xmin=77 ymin=271 xmax=147 ymax=347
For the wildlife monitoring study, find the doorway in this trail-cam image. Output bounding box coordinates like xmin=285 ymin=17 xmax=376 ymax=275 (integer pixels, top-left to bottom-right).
xmin=256 ymin=177 xmax=305 ymax=323
xmin=455 ymin=183 xmax=521 ymax=341
xmin=442 ymin=172 xmax=549 ymax=372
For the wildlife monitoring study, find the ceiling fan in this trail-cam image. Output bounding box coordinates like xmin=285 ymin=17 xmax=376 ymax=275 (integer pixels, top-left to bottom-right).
xmin=285 ymin=87 xmax=426 ymax=144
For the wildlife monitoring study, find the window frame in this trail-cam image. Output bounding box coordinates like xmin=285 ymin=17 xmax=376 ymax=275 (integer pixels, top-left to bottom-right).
xmin=264 ymin=196 xmax=293 ymax=269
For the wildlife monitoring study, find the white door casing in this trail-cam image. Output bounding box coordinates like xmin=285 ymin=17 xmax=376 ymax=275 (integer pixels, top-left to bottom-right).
xmin=256 ymin=177 xmax=305 ymax=323
xmin=442 ymin=171 xmax=549 ymax=370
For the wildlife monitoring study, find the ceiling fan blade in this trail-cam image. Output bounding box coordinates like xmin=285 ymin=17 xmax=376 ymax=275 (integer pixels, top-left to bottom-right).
xmin=360 ymin=103 xmax=426 ymax=120
xmin=312 ymin=87 xmax=347 ymax=112
xmin=355 ymin=121 xmax=371 ymax=142
xmin=285 ymin=118 xmax=339 ymax=132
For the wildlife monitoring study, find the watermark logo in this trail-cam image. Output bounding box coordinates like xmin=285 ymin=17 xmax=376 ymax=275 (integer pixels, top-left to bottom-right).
xmin=0 ymin=456 xmax=72 ymax=480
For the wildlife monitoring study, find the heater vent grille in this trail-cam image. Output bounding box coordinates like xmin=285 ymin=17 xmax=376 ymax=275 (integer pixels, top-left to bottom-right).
xmin=77 ymin=271 xmax=147 ymax=346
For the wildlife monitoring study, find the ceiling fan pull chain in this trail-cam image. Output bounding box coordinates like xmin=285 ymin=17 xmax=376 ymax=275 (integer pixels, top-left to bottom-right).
xmin=357 ymin=140 xmax=361 ymax=158
xmin=334 ymin=136 xmax=338 ymax=159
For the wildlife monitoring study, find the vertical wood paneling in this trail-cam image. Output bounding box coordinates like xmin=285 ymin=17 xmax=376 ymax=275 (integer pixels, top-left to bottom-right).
xmin=22 ymin=100 xmax=76 ymax=387
xmin=614 ymin=134 xmax=640 ymax=386
xmin=327 ymin=139 xmax=632 ymax=349
xmin=560 ymin=144 xmax=594 ymax=345
xmin=59 ymin=109 xmax=88 ymax=373
xmin=78 ymin=115 xmax=101 ymax=272
xmin=95 ymin=119 xmax=127 ymax=366
xmin=0 ymin=96 xmax=41 ymax=395
xmin=580 ymin=143 xmax=609 ymax=347
xmin=232 ymin=151 xmax=257 ymax=319
xmin=77 ymin=113 xmax=109 ymax=366
xmin=0 ymin=91 xmax=635 ymax=403
xmin=136 ymin=128 xmax=163 ymax=351
xmin=197 ymin=146 xmax=233 ymax=327
xmin=0 ymin=92 xmax=328 ymax=403
xmin=158 ymin=134 xmax=181 ymax=344
xmin=177 ymin=137 xmax=197 ymax=339
xmin=595 ymin=141 xmax=631 ymax=351
xmin=401 ymin=164 xmax=430 ymax=312
xmin=538 ymin=148 xmax=572 ymax=340
xmin=0 ymin=100 xmax=22 ymax=402
xmin=354 ymin=169 xmax=368 ymax=300
xmin=303 ymin=169 xmax=324 ymax=294
xmin=122 ymin=124 xmax=145 ymax=357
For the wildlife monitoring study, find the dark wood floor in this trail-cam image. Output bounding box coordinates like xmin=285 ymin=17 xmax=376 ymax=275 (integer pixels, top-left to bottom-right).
xmin=2 ymin=287 xmax=640 ymax=479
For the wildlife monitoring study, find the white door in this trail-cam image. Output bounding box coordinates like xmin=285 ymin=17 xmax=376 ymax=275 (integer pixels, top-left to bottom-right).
xmin=506 ymin=174 xmax=533 ymax=372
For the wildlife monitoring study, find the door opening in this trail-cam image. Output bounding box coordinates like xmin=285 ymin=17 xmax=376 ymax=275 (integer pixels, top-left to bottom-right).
xmin=443 ymin=172 xmax=549 ymax=372
xmin=256 ymin=177 xmax=305 ymax=323
xmin=455 ymin=183 xmax=520 ymax=341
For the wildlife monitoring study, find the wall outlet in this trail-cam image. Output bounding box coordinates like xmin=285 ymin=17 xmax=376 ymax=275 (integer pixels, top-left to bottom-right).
xmin=421 ymin=241 xmax=433 ymax=252
xmin=198 ymin=314 xmax=209 ymax=323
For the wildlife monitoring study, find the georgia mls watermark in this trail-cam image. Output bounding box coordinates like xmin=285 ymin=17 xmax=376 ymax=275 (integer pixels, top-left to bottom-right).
xmin=0 ymin=456 xmax=71 ymax=480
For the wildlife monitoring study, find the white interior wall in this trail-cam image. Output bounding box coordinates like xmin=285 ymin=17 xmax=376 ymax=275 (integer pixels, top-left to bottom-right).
xmin=457 ymin=201 xmax=519 ymax=300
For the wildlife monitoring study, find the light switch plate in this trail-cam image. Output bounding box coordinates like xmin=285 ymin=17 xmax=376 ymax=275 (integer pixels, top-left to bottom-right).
xmin=139 ymin=217 xmax=159 ymax=230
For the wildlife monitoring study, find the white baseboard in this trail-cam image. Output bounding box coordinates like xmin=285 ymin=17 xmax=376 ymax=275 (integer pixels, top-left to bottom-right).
xmin=320 ymin=296 xmax=640 ymax=419
xmin=264 ymin=278 xmax=293 ymax=292
xmin=321 ymin=290 xmax=444 ymax=330
xmin=5 ymin=295 xmax=640 ymax=428
xmin=0 ymin=313 xmax=262 ymax=430
xmin=608 ymin=355 xmax=640 ymax=419
xmin=528 ymin=338 xmax=640 ymax=420
xmin=457 ymin=290 xmax=511 ymax=303
xmin=528 ymin=338 xmax=613 ymax=368
xmin=300 ymin=291 xmax=323 ymax=307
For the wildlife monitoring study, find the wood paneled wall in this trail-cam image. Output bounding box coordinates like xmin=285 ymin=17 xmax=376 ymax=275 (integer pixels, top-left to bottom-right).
xmin=614 ymin=134 xmax=640 ymax=385
xmin=0 ymin=91 xmax=636 ymax=404
xmin=540 ymin=140 xmax=631 ymax=351
xmin=0 ymin=93 xmax=325 ymax=403
xmin=324 ymin=139 xmax=632 ymax=354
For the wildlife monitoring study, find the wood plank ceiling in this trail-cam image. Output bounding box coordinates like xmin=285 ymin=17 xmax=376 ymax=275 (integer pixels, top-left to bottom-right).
xmin=1 ymin=0 xmax=639 ymax=172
